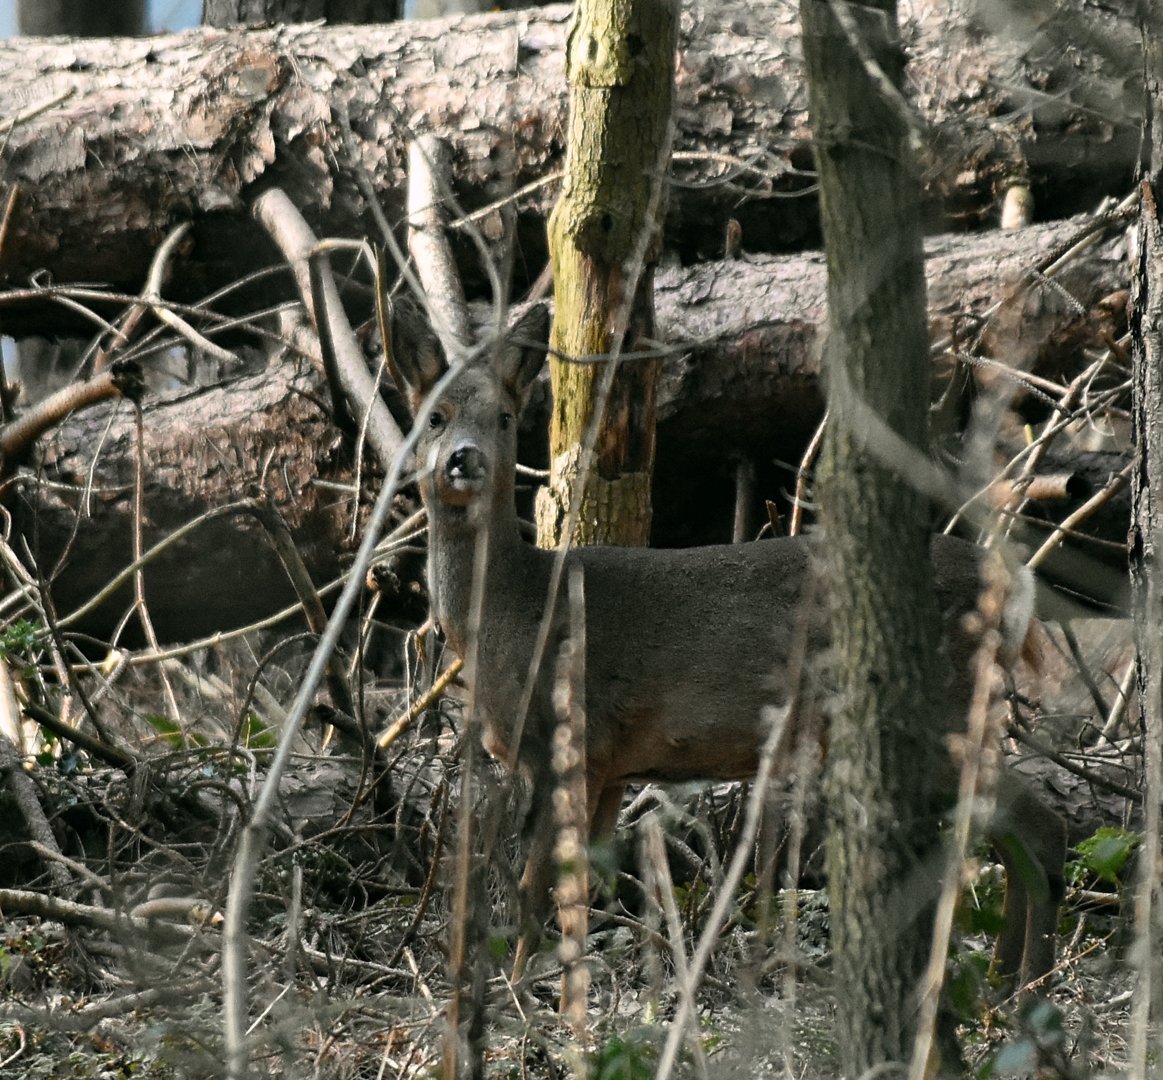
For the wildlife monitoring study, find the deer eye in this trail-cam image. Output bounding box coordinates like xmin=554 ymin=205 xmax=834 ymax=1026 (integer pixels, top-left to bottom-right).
xmin=428 ymin=411 xmax=445 ymax=429
xmin=499 ymin=412 xmax=514 ymax=432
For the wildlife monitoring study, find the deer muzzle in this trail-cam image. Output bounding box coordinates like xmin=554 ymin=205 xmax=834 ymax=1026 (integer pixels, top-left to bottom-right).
xmin=437 ymin=444 xmax=488 ymax=506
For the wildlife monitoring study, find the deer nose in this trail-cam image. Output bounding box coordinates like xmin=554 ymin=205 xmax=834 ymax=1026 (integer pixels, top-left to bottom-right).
xmin=446 ymin=445 xmax=486 ymax=487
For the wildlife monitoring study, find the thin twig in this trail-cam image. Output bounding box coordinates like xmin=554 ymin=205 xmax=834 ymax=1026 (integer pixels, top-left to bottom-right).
xmin=790 ymin=413 xmax=827 ymax=537
xmin=142 ymin=222 xmax=237 ymax=365
xmin=377 ymin=658 xmax=463 ymax=753
xmin=131 ymin=405 xmax=182 ymax=729
xmin=643 ymin=816 xmax=708 ymax=1080
xmin=1026 ymin=462 xmax=1133 ymax=571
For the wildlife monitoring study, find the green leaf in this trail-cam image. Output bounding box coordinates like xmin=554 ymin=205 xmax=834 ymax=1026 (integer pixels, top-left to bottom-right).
xmin=144 ymin=713 xmax=186 ymax=750
xmin=1073 ymin=826 xmax=1139 ymax=885
xmin=239 ymin=712 xmax=276 ymax=750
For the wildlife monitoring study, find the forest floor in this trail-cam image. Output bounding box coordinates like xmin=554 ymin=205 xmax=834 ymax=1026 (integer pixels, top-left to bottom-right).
xmin=0 ymin=619 xmax=1143 ymax=1079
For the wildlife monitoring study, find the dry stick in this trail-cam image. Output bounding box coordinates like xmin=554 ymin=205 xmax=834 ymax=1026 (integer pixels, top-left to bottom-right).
xmin=1097 ymin=658 xmax=1137 ymax=745
xmin=643 ymin=816 xmax=709 ymax=1080
xmin=376 ymin=658 xmax=463 ymax=753
xmin=20 ymin=700 xmax=136 ymax=772
xmin=255 ymin=503 xmax=356 ymax=725
xmin=776 ymin=771 xmax=810 ymax=1079
xmin=408 ymin=135 xmax=472 ymax=350
xmin=1008 ymin=725 xmax=1141 ymax=804
xmin=937 ymin=195 xmax=1133 ymax=532
xmin=789 ymin=412 xmax=827 ymax=537
xmin=28 ymin=841 xmax=110 ymax=894
xmin=252 ymin=187 xmax=404 ymax=464
xmin=221 ymin=343 xmax=470 ymax=1080
xmin=130 ymin=406 xmax=182 ymax=729
xmin=929 ymin=190 xmax=1138 ymax=370
xmin=653 ymin=704 xmax=791 ymax=1080
xmin=0 ymin=658 xmax=24 ymax=747
xmin=3 ymin=492 xmax=129 ymax=742
xmin=988 ymin=472 xmax=1077 ymax=505
xmin=1026 ymin=461 xmax=1133 ymax=571
xmin=410 ymin=134 xmax=508 ymax=333
xmin=0 ymin=361 xmax=143 ymax=462
xmin=0 ymin=981 xmax=217 ymax=1036
xmin=308 ymin=236 xmax=393 ymax=540
xmin=0 ymin=182 xmax=20 ymax=274
xmin=0 ymin=1019 xmax=24 ymax=1071
xmin=554 ymin=566 xmax=590 ymax=1043
xmin=1057 ymin=621 xmax=1113 ymax=723
xmin=0 ymin=886 xmax=207 ymax=944
xmin=306 ymin=238 xmax=376 ymax=429
xmin=142 ymin=221 xmax=237 ymax=366
xmin=333 ymin=106 xmax=433 ymax=316
xmin=0 ymin=727 xmax=72 ymax=892
xmin=387 ymin=778 xmax=451 ymax=970
xmin=0 ymin=184 xmax=20 ymax=423
xmin=945 ymin=370 xmax=1115 ymax=537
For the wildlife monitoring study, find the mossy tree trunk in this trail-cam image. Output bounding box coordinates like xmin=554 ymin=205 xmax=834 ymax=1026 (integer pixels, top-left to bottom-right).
xmin=1129 ymin=22 xmax=1163 ymax=1076
xmin=534 ymin=0 xmax=678 ymax=549
xmin=801 ymin=1 xmax=947 ymax=1073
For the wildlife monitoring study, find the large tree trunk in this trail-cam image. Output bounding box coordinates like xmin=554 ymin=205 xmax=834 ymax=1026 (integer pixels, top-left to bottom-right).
xmin=802 ymin=0 xmax=946 ymax=1072
xmin=1128 ymin=24 xmax=1163 ymax=1077
xmin=0 ymin=0 xmax=1140 ymax=336
xmin=535 ymin=0 xmax=676 ymax=548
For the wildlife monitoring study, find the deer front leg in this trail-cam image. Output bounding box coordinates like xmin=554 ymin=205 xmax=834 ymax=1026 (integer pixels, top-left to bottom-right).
xmin=589 ymin=783 xmax=625 ymax=842
xmin=511 ymin=776 xmax=624 ymax=984
xmin=511 ymin=777 xmax=558 ymax=984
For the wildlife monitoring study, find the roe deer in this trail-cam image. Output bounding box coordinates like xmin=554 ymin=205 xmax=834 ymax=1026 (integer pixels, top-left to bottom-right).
xmin=387 ymin=298 xmax=1067 ymax=992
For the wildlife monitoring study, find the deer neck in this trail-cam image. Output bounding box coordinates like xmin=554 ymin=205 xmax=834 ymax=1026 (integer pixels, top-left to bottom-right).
xmin=425 ymin=492 xmax=531 ymax=656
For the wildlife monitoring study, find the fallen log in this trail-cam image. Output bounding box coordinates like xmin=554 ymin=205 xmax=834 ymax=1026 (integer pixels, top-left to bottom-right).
xmin=9 ymin=215 xmax=1129 ymax=642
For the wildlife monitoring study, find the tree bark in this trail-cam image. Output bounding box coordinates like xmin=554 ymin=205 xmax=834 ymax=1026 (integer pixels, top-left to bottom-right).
xmin=535 ymin=0 xmax=676 ymax=548
xmin=0 ymin=0 xmax=1140 ymax=335
xmin=1128 ymin=21 xmax=1163 ymax=1076
xmin=802 ymin=0 xmax=946 ymax=1072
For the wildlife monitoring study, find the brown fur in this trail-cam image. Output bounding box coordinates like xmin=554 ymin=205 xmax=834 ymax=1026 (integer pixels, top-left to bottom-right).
xmin=389 ymin=298 xmax=1067 ymax=992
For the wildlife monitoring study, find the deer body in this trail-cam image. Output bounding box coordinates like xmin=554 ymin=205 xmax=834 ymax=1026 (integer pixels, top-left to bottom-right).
xmin=389 ymin=299 xmax=1066 ymax=991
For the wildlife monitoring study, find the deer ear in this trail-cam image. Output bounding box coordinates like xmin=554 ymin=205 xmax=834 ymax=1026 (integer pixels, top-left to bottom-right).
xmin=500 ymin=303 xmax=549 ymax=403
xmin=388 ymin=295 xmax=448 ymax=411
